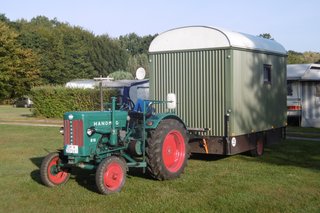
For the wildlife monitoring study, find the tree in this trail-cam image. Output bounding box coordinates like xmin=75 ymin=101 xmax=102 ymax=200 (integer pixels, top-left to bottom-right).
xmin=15 ymin=16 xmax=98 ymax=84
xmin=89 ymin=35 xmax=128 ymax=77
xmin=303 ymin=51 xmax=320 ymax=63
xmin=287 ymin=51 xmax=320 ymax=64
xmin=118 ymin=33 xmax=156 ymax=77
xmin=119 ymin=33 xmax=156 ymax=56
xmin=127 ymin=54 xmax=150 ymax=77
xmin=108 ymin=70 xmax=134 ymax=80
xmin=0 ymin=21 xmax=40 ymax=101
xmin=15 ymin=16 xmax=129 ymax=84
xmin=287 ymin=51 xmax=304 ymax=64
xmin=0 ymin=13 xmax=10 ymax=24
xmin=258 ymin=33 xmax=274 ymax=40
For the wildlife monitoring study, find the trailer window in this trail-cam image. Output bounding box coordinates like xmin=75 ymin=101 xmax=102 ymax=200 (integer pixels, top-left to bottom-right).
xmin=263 ymin=64 xmax=272 ymax=84
xmin=287 ymin=82 xmax=293 ymax=96
xmin=310 ymin=66 xmax=320 ymax=70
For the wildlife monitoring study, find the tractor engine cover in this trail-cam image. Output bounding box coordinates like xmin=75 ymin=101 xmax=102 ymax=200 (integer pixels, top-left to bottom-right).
xmin=63 ymin=110 xmax=128 ymax=159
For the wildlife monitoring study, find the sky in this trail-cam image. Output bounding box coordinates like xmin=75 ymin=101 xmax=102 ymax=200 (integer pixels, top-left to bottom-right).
xmin=1 ymin=0 xmax=319 ymax=52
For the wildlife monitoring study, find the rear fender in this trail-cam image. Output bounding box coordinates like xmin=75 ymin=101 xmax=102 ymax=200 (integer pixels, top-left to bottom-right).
xmin=145 ymin=113 xmax=186 ymax=130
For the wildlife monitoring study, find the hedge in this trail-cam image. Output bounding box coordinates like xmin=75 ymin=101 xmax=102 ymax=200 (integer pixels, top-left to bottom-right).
xmin=30 ymin=86 xmax=119 ymax=118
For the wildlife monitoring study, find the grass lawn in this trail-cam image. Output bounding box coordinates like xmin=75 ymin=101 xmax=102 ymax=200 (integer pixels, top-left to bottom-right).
xmin=0 ymin=105 xmax=33 ymax=120
xmin=286 ymin=126 xmax=320 ymax=139
xmin=0 ymin=105 xmax=61 ymax=124
xmin=0 ymin=124 xmax=319 ymax=213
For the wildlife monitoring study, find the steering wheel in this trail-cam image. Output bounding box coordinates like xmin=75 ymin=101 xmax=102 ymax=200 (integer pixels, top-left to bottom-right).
xmin=117 ymin=95 xmax=135 ymax=111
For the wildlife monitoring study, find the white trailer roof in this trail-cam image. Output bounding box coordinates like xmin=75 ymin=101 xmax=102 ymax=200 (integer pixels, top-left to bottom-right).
xmin=287 ymin=64 xmax=320 ymax=81
xmin=65 ymin=79 xmax=149 ymax=89
xmin=101 ymin=79 xmax=149 ymax=88
xmin=149 ymin=26 xmax=286 ymax=55
xmin=65 ymin=79 xmax=96 ymax=89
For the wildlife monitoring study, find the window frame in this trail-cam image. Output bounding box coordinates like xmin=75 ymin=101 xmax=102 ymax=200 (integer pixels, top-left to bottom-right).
xmin=263 ymin=64 xmax=272 ymax=84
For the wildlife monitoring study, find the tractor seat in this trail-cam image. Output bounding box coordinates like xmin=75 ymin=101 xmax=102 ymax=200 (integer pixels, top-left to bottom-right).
xmin=129 ymin=99 xmax=151 ymax=119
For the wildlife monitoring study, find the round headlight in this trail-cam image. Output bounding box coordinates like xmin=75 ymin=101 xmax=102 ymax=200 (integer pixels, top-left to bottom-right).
xmin=68 ymin=114 xmax=74 ymax=120
xmin=87 ymin=127 xmax=95 ymax=136
xmin=59 ymin=127 xmax=64 ymax=135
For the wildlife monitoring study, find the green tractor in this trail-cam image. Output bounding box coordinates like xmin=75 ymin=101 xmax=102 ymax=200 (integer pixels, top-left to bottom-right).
xmin=40 ymin=96 xmax=189 ymax=194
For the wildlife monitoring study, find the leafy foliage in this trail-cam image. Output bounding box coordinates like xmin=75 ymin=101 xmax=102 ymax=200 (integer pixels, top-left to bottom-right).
xmin=258 ymin=32 xmax=320 ymax=64
xmin=16 ymin=16 xmax=97 ymax=84
xmin=0 ymin=21 xmax=41 ymax=101
xmin=119 ymin=33 xmax=156 ymax=56
xmin=258 ymin=33 xmax=274 ymax=40
xmin=14 ymin=16 xmax=129 ymax=84
xmin=89 ymin=35 xmax=128 ymax=77
xmin=30 ymin=86 xmax=118 ymax=118
xmin=288 ymin=50 xmax=320 ymax=64
xmin=119 ymin=33 xmax=156 ymax=77
xmin=108 ymin=70 xmax=134 ymax=80
xmin=127 ymin=53 xmax=150 ymax=77
xmin=1 ymin=14 xmax=155 ymax=90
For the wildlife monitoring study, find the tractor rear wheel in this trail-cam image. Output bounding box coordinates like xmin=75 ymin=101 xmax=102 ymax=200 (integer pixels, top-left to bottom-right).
xmin=40 ymin=152 xmax=70 ymax=187
xmin=146 ymin=119 xmax=189 ymax=180
xmin=96 ymin=156 xmax=127 ymax=195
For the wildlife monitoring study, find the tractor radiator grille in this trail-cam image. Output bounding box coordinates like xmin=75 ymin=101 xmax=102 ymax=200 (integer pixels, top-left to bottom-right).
xmin=64 ymin=120 xmax=84 ymax=147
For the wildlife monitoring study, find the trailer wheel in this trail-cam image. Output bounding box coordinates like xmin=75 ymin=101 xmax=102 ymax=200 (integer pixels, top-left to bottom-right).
xmin=146 ymin=119 xmax=189 ymax=180
xmin=96 ymin=156 xmax=127 ymax=195
xmin=250 ymin=138 xmax=264 ymax=157
xmin=40 ymin=152 xmax=70 ymax=187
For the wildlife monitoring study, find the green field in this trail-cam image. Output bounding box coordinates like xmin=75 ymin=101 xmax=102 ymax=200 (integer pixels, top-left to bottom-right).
xmin=0 ymin=123 xmax=319 ymax=213
xmin=0 ymin=105 xmax=33 ymax=121
xmin=0 ymin=105 xmax=61 ymax=125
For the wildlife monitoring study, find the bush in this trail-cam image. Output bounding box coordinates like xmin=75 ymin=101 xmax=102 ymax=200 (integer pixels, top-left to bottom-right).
xmin=30 ymin=86 xmax=119 ymax=118
xmin=108 ymin=70 xmax=134 ymax=80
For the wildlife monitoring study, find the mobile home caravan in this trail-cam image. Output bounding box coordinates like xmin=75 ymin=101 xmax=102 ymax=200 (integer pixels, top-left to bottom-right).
xmin=287 ymin=63 xmax=320 ymax=127
xmin=149 ymin=26 xmax=287 ymax=155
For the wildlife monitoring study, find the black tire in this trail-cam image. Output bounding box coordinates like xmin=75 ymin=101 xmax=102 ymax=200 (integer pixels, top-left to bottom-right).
xmin=95 ymin=156 xmax=127 ymax=195
xmin=146 ymin=119 xmax=189 ymax=180
xmin=250 ymin=137 xmax=264 ymax=157
xmin=40 ymin=152 xmax=70 ymax=187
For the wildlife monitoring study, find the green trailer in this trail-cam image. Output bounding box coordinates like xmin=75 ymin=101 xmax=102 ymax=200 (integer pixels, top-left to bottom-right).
xmin=149 ymin=26 xmax=287 ymax=155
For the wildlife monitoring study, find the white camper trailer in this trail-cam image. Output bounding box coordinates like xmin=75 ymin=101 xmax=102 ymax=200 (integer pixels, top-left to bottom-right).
xmin=65 ymin=79 xmax=149 ymax=105
xmin=287 ymin=64 xmax=320 ymax=127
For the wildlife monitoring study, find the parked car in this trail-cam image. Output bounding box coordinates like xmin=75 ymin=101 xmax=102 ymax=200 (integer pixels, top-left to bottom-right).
xmin=13 ymin=97 xmax=33 ymax=108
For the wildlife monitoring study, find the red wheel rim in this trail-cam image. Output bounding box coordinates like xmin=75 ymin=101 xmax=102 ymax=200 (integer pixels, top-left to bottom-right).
xmin=162 ymin=130 xmax=186 ymax=172
xmin=103 ymin=162 xmax=124 ymax=191
xmin=47 ymin=156 xmax=69 ymax=184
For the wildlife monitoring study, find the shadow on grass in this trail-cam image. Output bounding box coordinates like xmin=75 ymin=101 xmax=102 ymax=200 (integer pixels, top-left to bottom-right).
xmin=127 ymin=167 xmax=154 ymax=180
xmin=30 ymin=156 xmax=43 ymax=168
xmin=21 ymin=113 xmax=34 ymax=118
xmin=190 ymin=153 xmax=229 ymax=161
xmin=30 ymin=157 xmax=44 ymax=185
xmin=73 ymin=168 xmax=98 ymax=193
xmin=243 ymin=139 xmax=320 ymax=171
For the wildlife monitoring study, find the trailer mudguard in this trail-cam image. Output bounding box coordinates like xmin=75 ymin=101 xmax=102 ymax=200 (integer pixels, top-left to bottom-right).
xmin=145 ymin=113 xmax=186 ymax=130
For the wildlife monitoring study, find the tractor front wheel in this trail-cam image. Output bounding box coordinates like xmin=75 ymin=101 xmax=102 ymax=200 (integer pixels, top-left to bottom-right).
xmin=40 ymin=152 xmax=70 ymax=187
xmin=95 ymin=156 xmax=127 ymax=195
xmin=146 ymin=119 xmax=189 ymax=180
